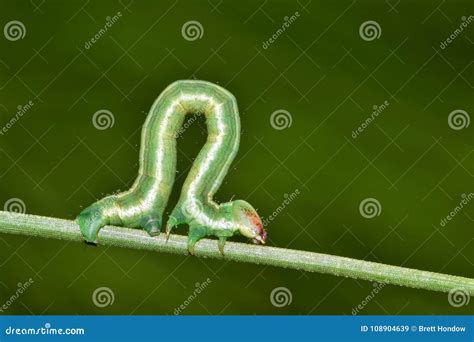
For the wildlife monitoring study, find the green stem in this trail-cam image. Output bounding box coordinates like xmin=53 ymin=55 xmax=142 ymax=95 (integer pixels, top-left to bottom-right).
xmin=0 ymin=211 xmax=472 ymax=295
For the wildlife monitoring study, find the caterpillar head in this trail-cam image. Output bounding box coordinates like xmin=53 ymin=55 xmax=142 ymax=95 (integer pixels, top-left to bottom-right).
xmin=232 ymin=200 xmax=267 ymax=244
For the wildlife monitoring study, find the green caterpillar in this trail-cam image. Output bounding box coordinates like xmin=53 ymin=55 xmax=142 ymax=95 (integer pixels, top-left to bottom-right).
xmin=77 ymin=80 xmax=266 ymax=254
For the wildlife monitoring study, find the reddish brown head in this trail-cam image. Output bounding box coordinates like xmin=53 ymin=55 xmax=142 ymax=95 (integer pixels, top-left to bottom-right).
xmin=232 ymin=200 xmax=267 ymax=244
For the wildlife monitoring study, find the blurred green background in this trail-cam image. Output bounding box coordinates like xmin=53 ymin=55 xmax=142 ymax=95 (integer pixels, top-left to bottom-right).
xmin=0 ymin=0 xmax=472 ymax=315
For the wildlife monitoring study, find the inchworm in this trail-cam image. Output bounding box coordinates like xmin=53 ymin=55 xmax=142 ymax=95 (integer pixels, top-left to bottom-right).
xmin=77 ymin=80 xmax=266 ymax=254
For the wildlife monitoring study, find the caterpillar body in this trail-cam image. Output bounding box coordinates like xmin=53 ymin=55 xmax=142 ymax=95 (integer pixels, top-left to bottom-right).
xmin=77 ymin=80 xmax=267 ymax=254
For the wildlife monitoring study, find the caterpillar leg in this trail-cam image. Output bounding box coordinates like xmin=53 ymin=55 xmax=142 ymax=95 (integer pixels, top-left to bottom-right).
xmin=76 ymin=208 xmax=103 ymax=244
xmin=141 ymin=215 xmax=161 ymax=236
xmin=165 ymin=204 xmax=224 ymax=254
xmin=187 ymin=225 xmax=207 ymax=255
xmin=165 ymin=199 xmax=200 ymax=239
xmin=76 ymin=198 xmax=115 ymax=244
xmin=77 ymin=195 xmax=164 ymax=243
xmin=218 ymin=237 xmax=227 ymax=256
xmin=166 ymin=199 xmax=266 ymax=254
xmin=164 ymin=214 xmax=183 ymax=239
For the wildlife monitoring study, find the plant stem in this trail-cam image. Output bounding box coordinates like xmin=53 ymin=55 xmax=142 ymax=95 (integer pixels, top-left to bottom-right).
xmin=0 ymin=211 xmax=472 ymax=295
